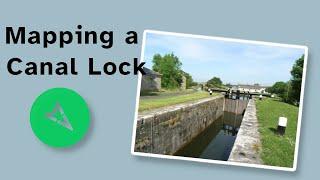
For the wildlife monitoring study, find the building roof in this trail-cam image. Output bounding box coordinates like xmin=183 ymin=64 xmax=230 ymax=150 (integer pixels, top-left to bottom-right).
xmin=143 ymin=67 xmax=162 ymax=76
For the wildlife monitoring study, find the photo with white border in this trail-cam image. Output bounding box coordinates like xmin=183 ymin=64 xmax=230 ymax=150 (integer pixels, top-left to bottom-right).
xmin=131 ymin=30 xmax=308 ymax=172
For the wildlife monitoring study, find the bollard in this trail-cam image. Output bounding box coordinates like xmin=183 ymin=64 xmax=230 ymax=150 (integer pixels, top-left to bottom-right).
xmin=277 ymin=117 xmax=287 ymax=135
xmin=209 ymin=90 xmax=213 ymax=95
xmin=259 ymin=94 xmax=263 ymax=100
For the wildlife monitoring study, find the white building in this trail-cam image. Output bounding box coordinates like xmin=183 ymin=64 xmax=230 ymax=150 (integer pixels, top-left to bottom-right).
xmin=231 ymin=84 xmax=269 ymax=94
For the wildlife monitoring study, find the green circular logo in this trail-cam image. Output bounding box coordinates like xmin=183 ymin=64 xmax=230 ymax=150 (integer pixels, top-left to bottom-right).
xmin=30 ymin=88 xmax=90 ymax=148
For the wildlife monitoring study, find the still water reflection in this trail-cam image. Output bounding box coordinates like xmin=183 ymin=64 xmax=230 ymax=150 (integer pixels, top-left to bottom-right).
xmin=174 ymin=112 xmax=243 ymax=161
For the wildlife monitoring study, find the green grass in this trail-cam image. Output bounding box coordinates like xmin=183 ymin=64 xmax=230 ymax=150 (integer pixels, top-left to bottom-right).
xmin=256 ymin=98 xmax=299 ymax=167
xmin=139 ymin=91 xmax=214 ymax=112
xmin=140 ymin=89 xmax=197 ymax=96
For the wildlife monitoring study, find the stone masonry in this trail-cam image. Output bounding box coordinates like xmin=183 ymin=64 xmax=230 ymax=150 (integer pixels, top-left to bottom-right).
xmin=228 ymin=99 xmax=263 ymax=164
xmin=141 ymin=67 xmax=161 ymax=91
xmin=134 ymin=95 xmax=224 ymax=155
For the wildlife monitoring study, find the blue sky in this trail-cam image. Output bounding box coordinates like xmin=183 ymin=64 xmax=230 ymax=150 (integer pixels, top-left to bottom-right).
xmin=143 ymin=33 xmax=305 ymax=86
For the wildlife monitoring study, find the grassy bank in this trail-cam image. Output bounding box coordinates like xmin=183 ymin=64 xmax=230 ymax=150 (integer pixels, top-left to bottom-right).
xmin=139 ymin=91 xmax=215 ymax=112
xmin=256 ymin=98 xmax=299 ymax=167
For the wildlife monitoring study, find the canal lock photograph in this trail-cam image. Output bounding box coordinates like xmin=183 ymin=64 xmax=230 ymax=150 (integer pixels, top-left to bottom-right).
xmin=174 ymin=97 xmax=248 ymax=161
xmin=131 ymin=30 xmax=308 ymax=171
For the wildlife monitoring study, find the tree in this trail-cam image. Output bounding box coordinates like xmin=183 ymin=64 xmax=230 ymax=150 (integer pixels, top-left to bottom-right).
xmin=225 ymin=83 xmax=232 ymax=88
xmin=207 ymin=77 xmax=223 ymax=88
xmin=268 ymin=81 xmax=289 ymax=101
xmin=152 ymin=53 xmax=183 ymax=89
xmin=268 ymin=81 xmax=287 ymax=94
xmin=289 ymin=55 xmax=304 ymax=103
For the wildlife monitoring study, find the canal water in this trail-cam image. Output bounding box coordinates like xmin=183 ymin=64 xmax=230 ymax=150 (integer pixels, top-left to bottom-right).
xmin=174 ymin=111 xmax=243 ymax=161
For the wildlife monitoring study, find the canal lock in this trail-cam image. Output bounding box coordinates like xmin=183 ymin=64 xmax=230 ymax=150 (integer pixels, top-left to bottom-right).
xmin=174 ymin=95 xmax=250 ymax=161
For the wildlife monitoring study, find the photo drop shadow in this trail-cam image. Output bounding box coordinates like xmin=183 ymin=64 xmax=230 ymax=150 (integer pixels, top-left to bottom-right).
xmin=46 ymin=103 xmax=95 ymax=153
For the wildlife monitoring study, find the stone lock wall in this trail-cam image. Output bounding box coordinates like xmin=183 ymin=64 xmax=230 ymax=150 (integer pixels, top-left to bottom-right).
xmin=134 ymin=96 xmax=224 ymax=155
xmin=228 ymin=99 xmax=262 ymax=164
xmin=223 ymin=98 xmax=249 ymax=115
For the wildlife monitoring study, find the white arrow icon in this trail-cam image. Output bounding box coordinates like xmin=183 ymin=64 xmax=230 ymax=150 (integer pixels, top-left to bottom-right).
xmin=46 ymin=102 xmax=73 ymax=131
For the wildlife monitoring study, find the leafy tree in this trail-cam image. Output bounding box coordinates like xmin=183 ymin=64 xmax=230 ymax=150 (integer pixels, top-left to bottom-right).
xmin=268 ymin=81 xmax=287 ymax=94
xmin=268 ymin=81 xmax=289 ymax=101
xmin=207 ymin=77 xmax=223 ymax=88
xmin=289 ymin=55 xmax=304 ymax=103
xmin=268 ymin=55 xmax=305 ymax=104
xmin=152 ymin=53 xmax=182 ymax=89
